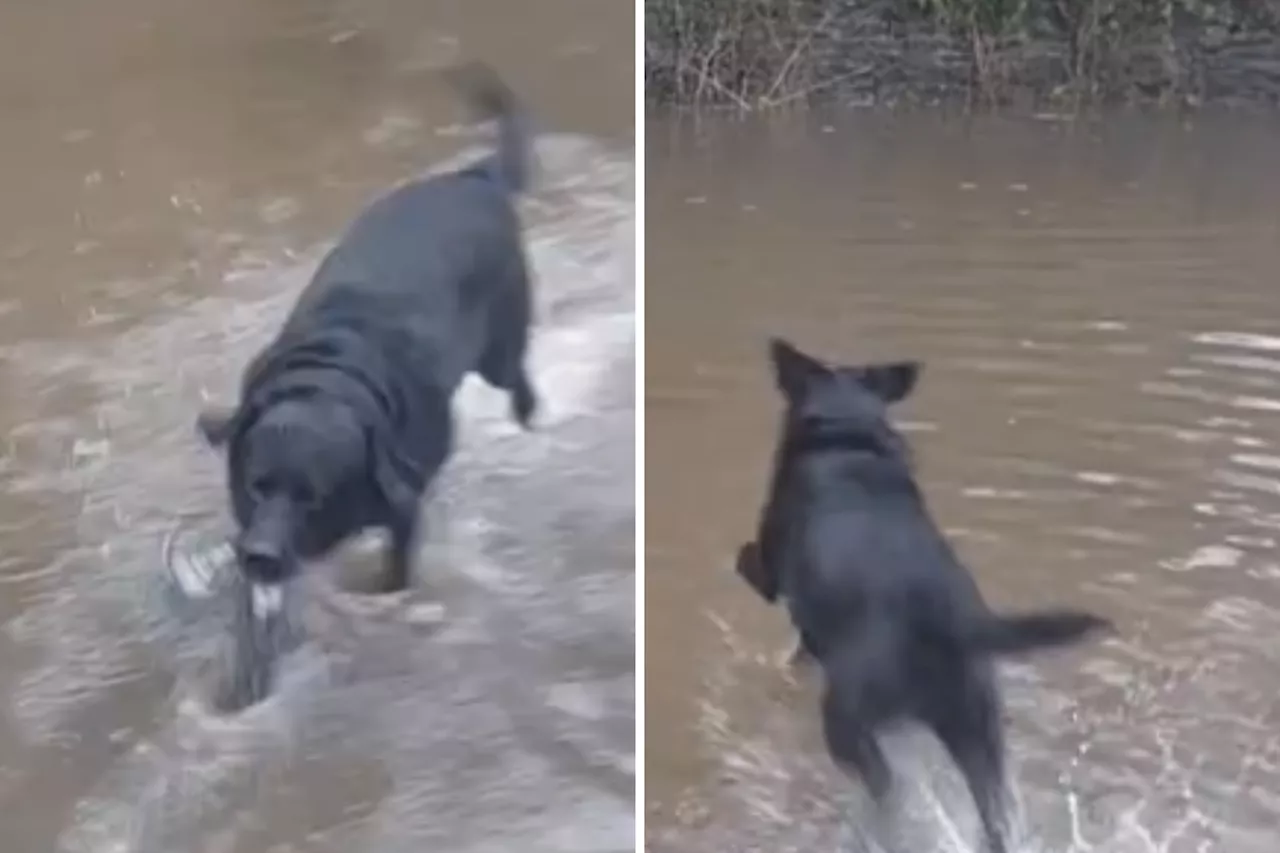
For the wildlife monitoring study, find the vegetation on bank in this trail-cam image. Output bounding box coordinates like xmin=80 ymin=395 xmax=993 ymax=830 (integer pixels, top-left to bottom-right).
xmin=645 ymin=0 xmax=1280 ymax=109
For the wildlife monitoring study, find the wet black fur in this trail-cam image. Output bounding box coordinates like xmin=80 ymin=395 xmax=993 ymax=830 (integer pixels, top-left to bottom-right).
xmin=735 ymin=337 xmax=1113 ymax=853
xmin=198 ymin=62 xmax=538 ymax=594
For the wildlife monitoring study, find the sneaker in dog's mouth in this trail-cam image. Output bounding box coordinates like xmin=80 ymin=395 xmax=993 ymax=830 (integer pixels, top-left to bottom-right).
xmin=250 ymin=582 xmax=285 ymax=619
xmin=162 ymin=524 xmax=236 ymax=600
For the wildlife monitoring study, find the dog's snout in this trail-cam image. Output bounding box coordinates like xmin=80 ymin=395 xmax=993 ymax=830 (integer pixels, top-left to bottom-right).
xmin=238 ymin=536 xmax=288 ymax=583
xmin=240 ymin=537 xmax=281 ymax=563
xmin=237 ymin=495 xmax=295 ymax=584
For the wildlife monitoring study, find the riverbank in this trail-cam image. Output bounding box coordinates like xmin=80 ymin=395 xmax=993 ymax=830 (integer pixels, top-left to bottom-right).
xmin=645 ymin=0 xmax=1280 ymax=110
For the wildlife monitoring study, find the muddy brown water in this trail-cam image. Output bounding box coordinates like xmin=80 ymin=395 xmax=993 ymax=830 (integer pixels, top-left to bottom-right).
xmin=0 ymin=2 xmax=634 ymax=851
xmin=646 ymin=111 xmax=1280 ymax=852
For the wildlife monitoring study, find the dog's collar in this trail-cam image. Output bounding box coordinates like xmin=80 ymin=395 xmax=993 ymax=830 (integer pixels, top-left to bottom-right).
xmin=784 ymin=426 xmax=912 ymax=463
xmin=241 ymin=327 xmax=402 ymax=424
xmin=786 ymin=429 xmax=875 ymax=455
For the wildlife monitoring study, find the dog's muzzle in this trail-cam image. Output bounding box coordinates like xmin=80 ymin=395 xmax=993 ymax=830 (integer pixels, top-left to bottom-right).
xmin=237 ymin=537 xmax=291 ymax=585
xmin=237 ymin=497 xmax=296 ymax=585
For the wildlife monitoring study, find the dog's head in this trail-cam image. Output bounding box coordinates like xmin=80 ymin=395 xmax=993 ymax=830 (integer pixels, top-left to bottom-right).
xmin=768 ymin=337 xmax=921 ymax=456
xmin=213 ymin=399 xmax=369 ymax=583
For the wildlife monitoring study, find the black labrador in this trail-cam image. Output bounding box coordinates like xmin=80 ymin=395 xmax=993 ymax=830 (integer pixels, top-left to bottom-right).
xmin=735 ymin=338 xmax=1112 ymax=853
xmin=196 ymin=63 xmax=538 ymax=701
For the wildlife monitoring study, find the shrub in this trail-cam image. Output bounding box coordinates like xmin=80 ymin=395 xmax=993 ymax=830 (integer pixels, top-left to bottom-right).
xmin=645 ymin=0 xmax=1280 ymax=108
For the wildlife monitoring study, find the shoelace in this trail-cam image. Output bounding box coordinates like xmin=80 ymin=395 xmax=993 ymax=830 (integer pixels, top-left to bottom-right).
xmin=167 ymin=539 xmax=236 ymax=599
xmin=250 ymin=581 xmax=285 ymax=618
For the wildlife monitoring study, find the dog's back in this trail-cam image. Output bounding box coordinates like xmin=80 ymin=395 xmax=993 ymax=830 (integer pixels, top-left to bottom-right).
xmin=273 ymin=64 xmax=533 ymax=389
xmin=781 ymin=450 xmax=983 ymax=657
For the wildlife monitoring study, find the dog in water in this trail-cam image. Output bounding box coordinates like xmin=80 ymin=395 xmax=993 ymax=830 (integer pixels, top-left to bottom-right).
xmin=196 ymin=62 xmax=538 ymax=703
xmin=735 ymin=338 xmax=1112 ymax=853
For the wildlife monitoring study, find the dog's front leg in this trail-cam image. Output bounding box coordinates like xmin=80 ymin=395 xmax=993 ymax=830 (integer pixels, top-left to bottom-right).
xmin=381 ymin=512 xmax=420 ymax=593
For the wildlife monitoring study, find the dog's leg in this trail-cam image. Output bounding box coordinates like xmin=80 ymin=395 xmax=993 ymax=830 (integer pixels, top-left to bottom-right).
xmin=479 ymin=338 xmax=537 ymax=428
xmin=479 ymin=339 xmax=535 ymax=428
xmin=821 ymin=683 xmax=893 ymax=801
xmin=479 ymin=263 xmax=538 ymax=430
xmin=511 ymin=371 xmax=537 ymax=428
xmin=819 ymin=626 xmax=904 ymax=802
xmin=928 ymin=669 xmax=1009 ymax=853
xmin=380 ymin=513 xmax=420 ymax=593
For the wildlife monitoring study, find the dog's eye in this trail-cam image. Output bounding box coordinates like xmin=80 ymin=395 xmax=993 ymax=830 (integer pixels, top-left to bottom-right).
xmin=249 ymin=475 xmax=277 ymax=498
xmin=294 ymin=483 xmax=321 ymax=509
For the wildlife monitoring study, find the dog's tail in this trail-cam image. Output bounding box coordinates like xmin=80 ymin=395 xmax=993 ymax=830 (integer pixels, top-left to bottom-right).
xmin=963 ymin=609 xmax=1112 ymax=656
xmin=444 ymin=61 xmax=533 ymax=194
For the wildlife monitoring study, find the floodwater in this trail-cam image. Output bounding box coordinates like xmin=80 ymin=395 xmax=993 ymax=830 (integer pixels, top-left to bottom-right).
xmin=0 ymin=2 xmax=634 ymax=851
xmin=646 ymin=112 xmax=1280 ymax=852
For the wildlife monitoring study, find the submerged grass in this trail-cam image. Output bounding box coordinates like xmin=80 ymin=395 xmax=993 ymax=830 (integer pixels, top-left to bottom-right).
xmin=646 ymin=0 xmax=1280 ymax=109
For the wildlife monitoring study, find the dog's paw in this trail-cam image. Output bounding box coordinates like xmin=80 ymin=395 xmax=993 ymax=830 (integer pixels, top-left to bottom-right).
xmin=512 ymin=384 xmax=538 ymax=431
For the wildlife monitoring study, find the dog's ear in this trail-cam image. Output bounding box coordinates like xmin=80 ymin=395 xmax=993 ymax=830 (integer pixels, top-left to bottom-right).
xmin=196 ymin=407 xmax=239 ymax=447
xmin=856 ymin=361 xmax=922 ymax=403
xmin=769 ymin=338 xmax=830 ymax=402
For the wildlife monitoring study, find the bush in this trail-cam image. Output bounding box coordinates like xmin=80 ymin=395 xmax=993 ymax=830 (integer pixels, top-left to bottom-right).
xmin=645 ymin=0 xmax=1280 ymax=108
xmin=644 ymin=0 xmax=837 ymax=109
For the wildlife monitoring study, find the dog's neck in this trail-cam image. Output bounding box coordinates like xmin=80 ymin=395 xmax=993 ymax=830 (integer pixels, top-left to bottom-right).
xmin=783 ymin=422 xmax=913 ymax=466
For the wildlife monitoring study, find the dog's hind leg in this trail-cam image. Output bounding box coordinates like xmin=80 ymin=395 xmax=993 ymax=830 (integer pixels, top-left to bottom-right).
xmin=479 ymin=333 xmax=536 ymax=428
xmin=821 ymin=682 xmax=893 ymax=801
xmin=819 ymin=630 xmax=903 ymax=802
xmin=927 ymin=668 xmax=1009 ymax=853
xmin=479 ymin=261 xmax=538 ymax=429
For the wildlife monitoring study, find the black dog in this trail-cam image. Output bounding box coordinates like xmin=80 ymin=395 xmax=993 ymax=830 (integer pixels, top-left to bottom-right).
xmin=199 ymin=62 xmax=537 ymax=611
xmin=735 ymin=338 xmax=1112 ymax=853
